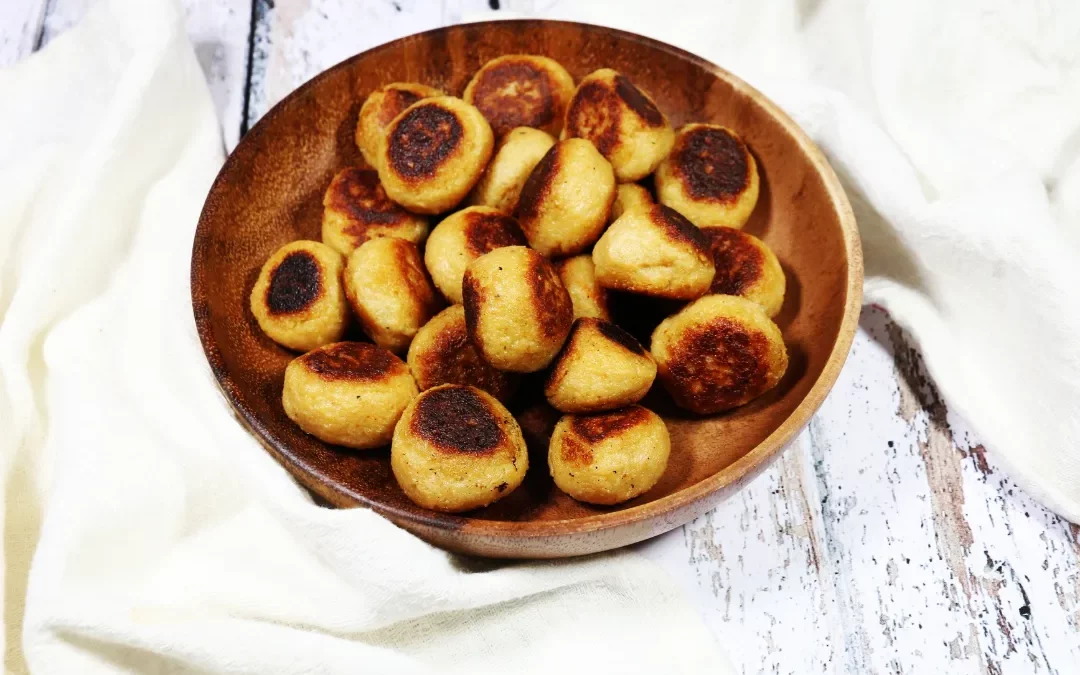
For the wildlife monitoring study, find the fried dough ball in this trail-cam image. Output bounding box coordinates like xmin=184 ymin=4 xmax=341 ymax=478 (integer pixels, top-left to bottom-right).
xmin=462 ymin=246 xmax=573 ymax=372
xmin=407 ymin=305 xmax=517 ymax=403
xmin=321 ymin=168 xmax=429 ymax=255
xmin=355 ymin=82 xmax=443 ymax=169
xmin=655 ymin=124 xmax=760 ymax=229
xmin=424 ymin=206 xmax=527 ymax=304
xmin=592 ymin=204 xmax=714 ymax=299
xmin=463 ymin=55 xmax=575 ymax=137
xmin=651 ymin=294 xmax=787 ymax=414
xmin=391 ymin=384 xmax=528 ymax=512
xmin=250 ymin=240 xmax=348 ymax=352
xmin=548 ymin=405 xmax=670 ymax=505
xmin=610 ymin=182 xmax=653 ymax=222
xmin=282 ymin=342 xmax=418 ymax=449
xmin=344 ymin=238 xmax=442 ymax=353
xmin=515 ymin=138 xmax=616 ymax=257
xmin=703 ymin=227 xmax=785 ymax=317
xmin=554 ymin=255 xmax=610 ymax=321
xmin=562 ymin=69 xmax=674 ymax=182
xmin=545 ymin=318 xmax=656 ymax=413
xmin=468 ymin=127 xmax=556 ymax=213
xmin=378 ymin=96 xmax=494 ymax=214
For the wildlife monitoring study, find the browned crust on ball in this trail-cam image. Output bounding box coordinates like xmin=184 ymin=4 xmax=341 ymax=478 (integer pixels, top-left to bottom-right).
xmin=325 ymin=169 xmax=413 ymax=241
xmin=651 ymin=204 xmax=709 ymax=255
xmin=463 ymin=211 xmax=527 ymax=257
xmin=595 ymin=319 xmax=646 ymax=355
xmin=564 ymin=80 xmax=622 ymax=157
xmin=461 ymin=272 xmax=483 ymax=336
xmin=416 ymin=316 xmax=516 ymax=401
xmin=560 ymin=436 xmax=593 ymax=467
xmin=266 ymin=250 xmax=323 ymax=315
xmin=704 ymin=228 xmax=766 ymax=295
xmin=392 ymin=240 xmax=439 ymax=304
xmin=672 ymin=126 xmax=750 ymax=203
xmin=375 ymin=87 xmax=426 ymax=127
xmin=514 ymin=145 xmax=560 ymax=223
xmin=545 ymin=317 xmax=645 ymax=390
xmin=410 ymin=385 xmax=505 ymax=454
xmin=663 ymin=317 xmax=774 ymax=411
xmin=526 ymin=252 xmax=573 ymax=339
xmin=613 ymin=74 xmax=663 ymax=126
xmin=387 ymin=103 xmax=464 ymax=181
xmin=569 ymin=405 xmax=651 ymax=445
xmin=302 ymin=342 xmax=403 ymax=382
xmin=469 ymin=60 xmax=556 ymax=136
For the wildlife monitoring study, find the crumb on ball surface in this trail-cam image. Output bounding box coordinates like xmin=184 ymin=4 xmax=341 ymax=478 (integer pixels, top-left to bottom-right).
xmin=321 ymin=167 xmax=429 ymax=255
xmin=703 ymin=227 xmax=785 ymax=317
xmin=545 ymin=317 xmax=656 ymax=413
xmin=424 ymin=206 xmax=527 ymax=304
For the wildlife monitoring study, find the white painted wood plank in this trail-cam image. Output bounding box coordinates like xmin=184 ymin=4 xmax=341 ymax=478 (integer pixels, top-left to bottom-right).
xmin=0 ymin=0 xmax=48 ymax=66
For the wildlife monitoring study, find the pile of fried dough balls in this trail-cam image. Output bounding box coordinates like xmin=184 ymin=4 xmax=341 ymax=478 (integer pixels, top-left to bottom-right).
xmin=250 ymin=54 xmax=788 ymax=513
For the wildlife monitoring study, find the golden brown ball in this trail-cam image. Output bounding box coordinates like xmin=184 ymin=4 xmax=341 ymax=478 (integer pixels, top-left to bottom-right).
xmin=378 ymin=96 xmax=494 ymax=215
xmin=703 ymin=227 xmax=786 ymax=317
xmin=545 ymin=318 xmax=656 ymax=413
xmin=651 ymin=294 xmax=787 ymax=414
xmin=355 ymin=82 xmax=443 ymax=169
xmin=655 ymin=124 xmax=760 ymax=229
xmin=250 ymin=240 xmax=348 ymax=352
xmin=391 ymin=384 xmax=528 ymax=512
xmin=514 ymin=138 xmax=616 ymax=257
xmin=554 ymin=254 xmax=610 ymax=321
xmin=321 ymin=167 xmax=429 ymax=255
xmin=592 ymin=204 xmax=715 ymax=299
xmin=548 ymin=405 xmax=670 ymax=505
xmin=609 ymin=182 xmax=654 ymax=222
xmin=463 ymin=55 xmax=575 ymax=137
xmin=468 ymin=126 xmax=556 ymax=213
xmin=344 ymin=238 xmax=442 ymax=353
xmin=423 ymin=206 xmax=527 ymax=304
xmin=407 ymin=305 xmax=517 ymax=403
xmin=462 ymin=246 xmax=573 ymax=373
xmin=282 ymin=342 xmax=418 ymax=449
xmin=562 ymin=68 xmax=674 ymax=182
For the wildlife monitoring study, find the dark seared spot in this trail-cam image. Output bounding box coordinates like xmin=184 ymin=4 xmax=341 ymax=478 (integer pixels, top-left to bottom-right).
xmin=411 ymin=385 xmax=504 ymax=454
xmin=303 ymin=342 xmax=400 ymax=381
xmin=387 ymin=103 xmax=463 ymax=180
xmin=560 ymin=435 xmax=594 ymax=467
xmin=652 ymin=205 xmax=709 ymax=256
xmin=376 ymin=87 xmax=424 ymax=128
xmin=704 ymin=228 xmax=765 ymax=295
xmin=418 ymin=312 xmax=517 ymax=401
xmin=464 ymin=211 xmax=527 ymax=257
xmin=673 ymin=126 xmax=750 ymax=202
xmin=266 ymin=251 xmax=322 ymax=315
xmin=514 ymin=144 xmax=560 ymax=225
xmin=570 ymin=406 xmax=651 ymax=443
xmin=326 ymin=169 xmax=411 ymax=243
xmin=594 ymin=319 xmax=646 ymax=355
xmin=390 ymin=240 xmax=439 ymax=308
xmin=526 ymin=253 xmax=573 ymax=340
xmin=462 ymin=271 xmax=484 ymax=335
xmin=470 ymin=60 xmax=555 ymax=136
xmin=614 ymin=74 xmax=663 ymax=126
xmin=564 ymin=80 xmax=622 ymax=157
xmin=663 ymin=317 xmax=773 ymax=412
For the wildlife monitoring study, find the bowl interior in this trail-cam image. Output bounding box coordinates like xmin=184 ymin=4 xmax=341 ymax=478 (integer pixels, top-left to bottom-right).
xmin=193 ymin=21 xmax=857 ymax=539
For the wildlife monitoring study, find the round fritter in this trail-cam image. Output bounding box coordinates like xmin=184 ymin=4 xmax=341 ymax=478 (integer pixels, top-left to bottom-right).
xmin=424 ymin=206 xmax=527 ymax=304
xmin=592 ymin=204 xmax=715 ymax=299
xmin=463 ymin=54 xmax=575 ymax=137
xmin=703 ymin=227 xmax=785 ymax=317
xmin=462 ymin=246 xmax=573 ymax=373
xmin=378 ymin=96 xmax=494 ymax=215
xmin=344 ymin=238 xmax=442 ymax=353
xmin=548 ymin=405 xmax=670 ymax=505
xmin=651 ymin=294 xmax=787 ymax=414
xmin=515 ymin=138 xmax=616 ymax=257
xmin=609 ymin=182 xmax=653 ymax=222
xmin=321 ymin=167 xmax=429 ymax=255
xmin=250 ymin=240 xmax=348 ymax=352
xmin=282 ymin=342 xmax=418 ymax=449
xmin=355 ymin=82 xmax=443 ymax=169
xmin=468 ymin=126 xmax=556 ymax=213
xmin=554 ymin=254 xmax=610 ymax=321
xmin=391 ymin=384 xmax=528 ymax=512
xmin=561 ymin=68 xmax=674 ymax=182
xmin=655 ymin=124 xmax=760 ymax=229
xmin=407 ymin=305 xmax=517 ymax=403
xmin=545 ymin=318 xmax=656 ymax=413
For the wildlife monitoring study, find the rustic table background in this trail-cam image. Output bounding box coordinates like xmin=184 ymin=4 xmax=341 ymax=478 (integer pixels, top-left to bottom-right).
xmin=4 ymin=1 xmax=1078 ymax=673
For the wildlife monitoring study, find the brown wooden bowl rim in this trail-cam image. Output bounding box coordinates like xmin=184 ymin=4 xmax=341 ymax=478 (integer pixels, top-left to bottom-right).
xmin=192 ymin=19 xmax=863 ymax=539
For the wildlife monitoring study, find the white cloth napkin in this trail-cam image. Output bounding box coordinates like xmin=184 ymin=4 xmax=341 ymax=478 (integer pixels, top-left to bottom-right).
xmin=0 ymin=0 xmax=728 ymax=673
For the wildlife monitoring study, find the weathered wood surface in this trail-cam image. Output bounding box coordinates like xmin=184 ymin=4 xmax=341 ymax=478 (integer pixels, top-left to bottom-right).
xmin=5 ymin=1 xmax=1078 ymax=673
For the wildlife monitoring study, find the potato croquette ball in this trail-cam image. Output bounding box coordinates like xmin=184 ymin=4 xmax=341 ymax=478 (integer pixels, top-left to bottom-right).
xmin=562 ymin=69 xmax=674 ymax=182
xmin=554 ymin=255 xmax=610 ymax=321
xmin=250 ymin=240 xmax=348 ymax=352
xmin=424 ymin=206 xmax=527 ymax=304
xmin=548 ymin=405 xmax=670 ymax=505
xmin=651 ymin=294 xmax=787 ymax=414
xmin=321 ymin=168 xmax=429 ymax=255
xmin=545 ymin=318 xmax=656 ymax=413
xmin=468 ymin=127 xmax=556 ymax=213
xmin=609 ymin=182 xmax=653 ymax=222
xmin=592 ymin=204 xmax=715 ymax=300
xmin=355 ymin=82 xmax=443 ymax=169
xmin=703 ymin=227 xmax=785 ymax=317
xmin=656 ymin=124 xmax=760 ymax=229
xmin=378 ymin=97 xmax=494 ymax=214
xmin=463 ymin=55 xmax=575 ymax=137
xmin=282 ymin=342 xmax=418 ymax=449
xmin=407 ymin=305 xmax=517 ymax=403
xmin=392 ymin=384 xmax=528 ymax=512
xmin=344 ymin=238 xmax=442 ymax=353
xmin=462 ymin=246 xmax=573 ymax=373
xmin=515 ymin=138 xmax=616 ymax=257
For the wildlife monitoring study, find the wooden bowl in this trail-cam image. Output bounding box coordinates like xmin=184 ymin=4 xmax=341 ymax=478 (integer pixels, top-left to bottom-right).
xmin=192 ymin=20 xmax=862 ymax=558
